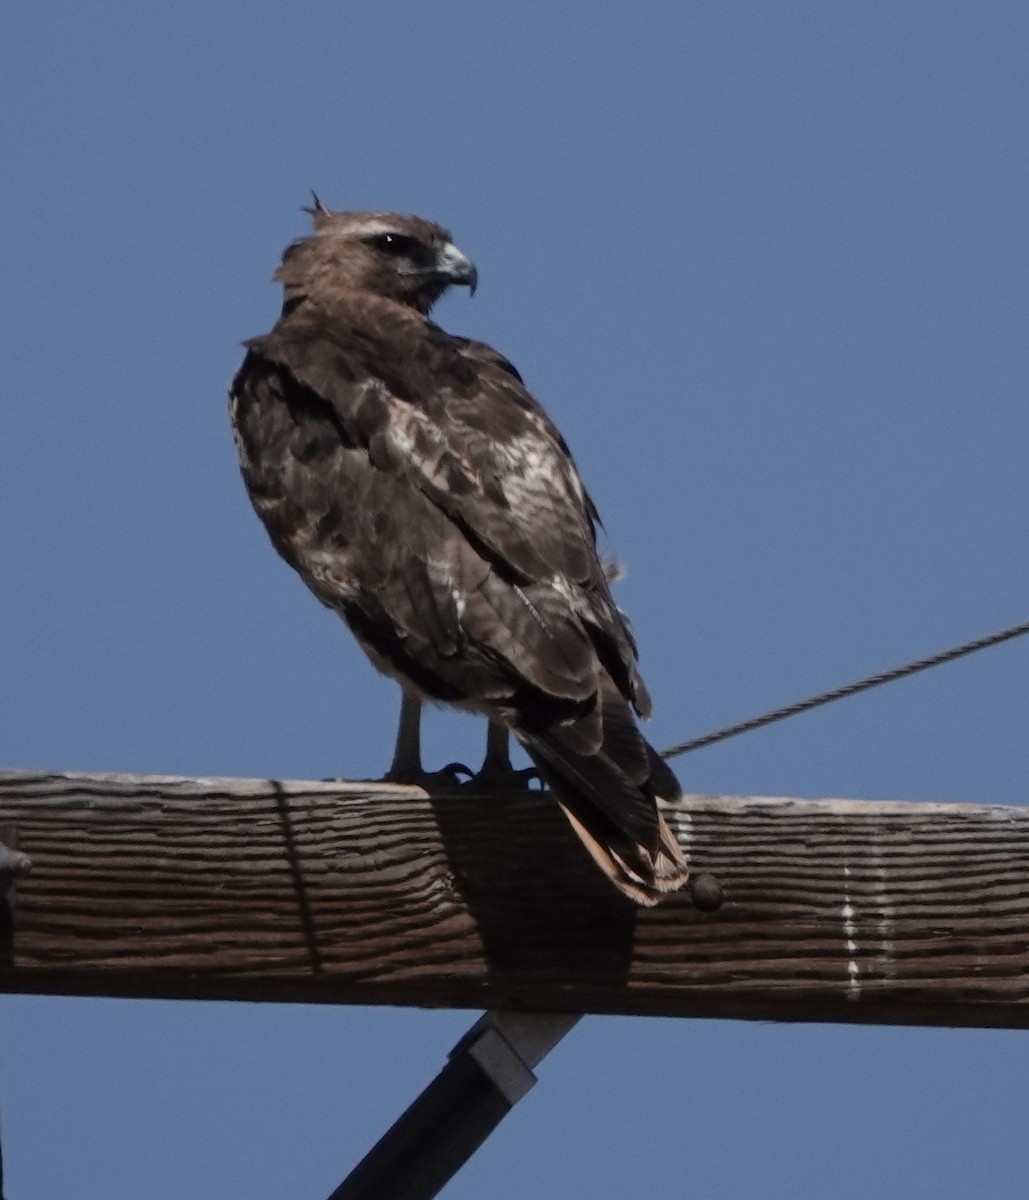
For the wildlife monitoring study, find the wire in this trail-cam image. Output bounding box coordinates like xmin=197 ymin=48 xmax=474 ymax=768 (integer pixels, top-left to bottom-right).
xmin=661 ymin=618 xmax=1029 ymax=761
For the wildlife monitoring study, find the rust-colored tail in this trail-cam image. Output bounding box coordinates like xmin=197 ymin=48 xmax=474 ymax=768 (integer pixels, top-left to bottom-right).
xmin=517 ymin=689 xmax=688 ymax=906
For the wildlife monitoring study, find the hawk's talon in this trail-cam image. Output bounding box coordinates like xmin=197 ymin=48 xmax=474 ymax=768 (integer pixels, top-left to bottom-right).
xmin=438 ymin=761 xmax=475 ymax=783
xmin=381 ymin=762 xmax=473 ymax=787
xmin=471 ymin=764 xmax=542 ymax=791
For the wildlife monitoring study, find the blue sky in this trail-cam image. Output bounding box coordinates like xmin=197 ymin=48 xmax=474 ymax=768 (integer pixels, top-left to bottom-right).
xmin=2 ymin=2 xmax=1029 ymax=1196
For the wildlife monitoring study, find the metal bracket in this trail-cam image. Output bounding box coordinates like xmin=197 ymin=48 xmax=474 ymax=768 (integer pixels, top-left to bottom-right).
xmin=0 ymin=838 xmax=30 ymax=884
xmin=0 ymin=829 xmax=31 ymax=961
xmin=452 ymin=1011 xmax=580 ymax=1104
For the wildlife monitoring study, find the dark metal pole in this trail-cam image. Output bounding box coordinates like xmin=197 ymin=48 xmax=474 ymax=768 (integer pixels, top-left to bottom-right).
xmin=326 ymin=1012 xmax=579 ymax=1200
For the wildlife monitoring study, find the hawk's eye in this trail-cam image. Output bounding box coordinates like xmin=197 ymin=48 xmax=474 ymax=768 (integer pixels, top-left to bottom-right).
xmin=369 ymin=232 xmax=417 ymax=257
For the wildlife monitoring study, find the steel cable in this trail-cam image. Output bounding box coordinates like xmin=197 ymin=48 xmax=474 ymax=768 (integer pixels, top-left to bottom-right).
xmin=662 ymin=618 xmax=1029 ymax=760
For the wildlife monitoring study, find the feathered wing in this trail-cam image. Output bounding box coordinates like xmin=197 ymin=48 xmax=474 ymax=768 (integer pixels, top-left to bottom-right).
xmin=231 ymin=305 xmax=687 ymax=904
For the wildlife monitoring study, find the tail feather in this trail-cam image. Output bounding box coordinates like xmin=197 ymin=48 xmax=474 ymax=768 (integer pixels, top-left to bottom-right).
xmin=553 ymin=787 xmax=688 ymax=906
xmin=515 ymin=686 xmax=689 ymax=906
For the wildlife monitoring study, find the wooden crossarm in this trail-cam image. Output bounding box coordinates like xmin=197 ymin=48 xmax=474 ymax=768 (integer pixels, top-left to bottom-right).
xmin=0 ymin=769 xmax=1026 ymax=1028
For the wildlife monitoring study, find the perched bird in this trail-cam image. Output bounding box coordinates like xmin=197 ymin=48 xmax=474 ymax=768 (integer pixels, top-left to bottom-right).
xmin=230 ymin=200 xmax=688 ymax=904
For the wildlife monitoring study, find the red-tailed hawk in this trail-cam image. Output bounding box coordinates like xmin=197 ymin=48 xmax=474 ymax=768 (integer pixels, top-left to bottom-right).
xmin=230 ymin=201 xmax=688 ymax=904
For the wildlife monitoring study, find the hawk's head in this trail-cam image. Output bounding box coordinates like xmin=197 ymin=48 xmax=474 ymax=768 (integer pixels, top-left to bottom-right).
xmin=274 ymin=198 xmax=477 ymax=316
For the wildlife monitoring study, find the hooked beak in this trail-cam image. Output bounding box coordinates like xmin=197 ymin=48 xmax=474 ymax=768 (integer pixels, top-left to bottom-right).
xmin=435 ymin=241 xmax=478 ymax=295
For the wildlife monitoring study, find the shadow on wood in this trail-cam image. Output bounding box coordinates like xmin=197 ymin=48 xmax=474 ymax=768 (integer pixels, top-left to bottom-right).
xmin=425 ymin=782 xmax=637 ymax=990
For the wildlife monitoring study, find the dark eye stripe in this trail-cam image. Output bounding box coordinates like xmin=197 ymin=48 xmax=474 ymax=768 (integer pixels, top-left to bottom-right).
xmin=368 ymin=232 xmax=418 ymax=256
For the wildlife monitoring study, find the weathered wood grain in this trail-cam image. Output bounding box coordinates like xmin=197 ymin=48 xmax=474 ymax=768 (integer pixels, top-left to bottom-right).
xmin=0 ymin=769 xmax=1027 ymax=1027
